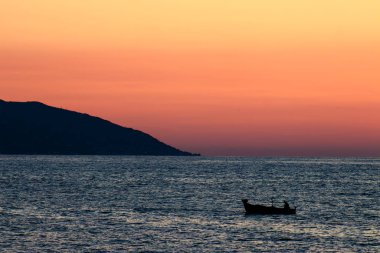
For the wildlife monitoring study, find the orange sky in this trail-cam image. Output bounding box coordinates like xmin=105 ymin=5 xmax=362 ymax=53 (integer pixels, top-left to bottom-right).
xmin=1 ymin=1 xmax=380 ymax=156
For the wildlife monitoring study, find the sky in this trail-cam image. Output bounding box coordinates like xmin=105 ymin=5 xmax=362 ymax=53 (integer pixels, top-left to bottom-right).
xmin=1 ymin=0 xmax=379 ymax=156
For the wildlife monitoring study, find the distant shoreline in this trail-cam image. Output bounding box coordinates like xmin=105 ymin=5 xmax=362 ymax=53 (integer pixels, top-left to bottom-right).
xmin=0 ymin=100 xmax=198 ymax=156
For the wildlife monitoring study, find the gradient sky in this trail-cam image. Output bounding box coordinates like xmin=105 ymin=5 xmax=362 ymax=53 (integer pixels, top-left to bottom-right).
xmin=1 ymin=1 xmax=379 ymax=156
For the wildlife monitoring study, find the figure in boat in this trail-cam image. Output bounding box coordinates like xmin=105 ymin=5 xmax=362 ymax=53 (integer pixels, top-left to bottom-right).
xmin=242 ymin=199 xmax=296 ymax=215
xmin=283 ymin=201 xmax=290 ymax=210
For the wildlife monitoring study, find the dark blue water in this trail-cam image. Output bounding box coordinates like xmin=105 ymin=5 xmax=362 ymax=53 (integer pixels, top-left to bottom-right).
xmin=0 ymin=156 xmax=379 ymax=252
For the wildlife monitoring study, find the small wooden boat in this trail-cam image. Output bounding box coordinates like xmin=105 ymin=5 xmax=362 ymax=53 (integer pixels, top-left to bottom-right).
xmin=242 ymin=199 xmax=296 ymax=215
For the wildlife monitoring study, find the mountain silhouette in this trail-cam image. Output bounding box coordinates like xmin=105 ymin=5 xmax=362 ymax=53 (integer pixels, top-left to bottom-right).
xmin=0 ymin=100 xmax=197 ymax=156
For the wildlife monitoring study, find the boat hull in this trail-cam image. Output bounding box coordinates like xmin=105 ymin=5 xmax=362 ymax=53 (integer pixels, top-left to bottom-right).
xmin=242 ymin=200 xmax=296 ymax=215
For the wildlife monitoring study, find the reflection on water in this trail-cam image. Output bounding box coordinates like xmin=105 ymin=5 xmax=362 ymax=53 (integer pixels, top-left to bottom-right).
xmin=0 ymin=156 xmax=379 ymax=252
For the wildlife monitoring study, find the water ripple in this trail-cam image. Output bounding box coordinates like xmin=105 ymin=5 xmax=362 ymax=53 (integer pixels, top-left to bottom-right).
xmin=0 ymin=156 xmax=379 ymax=252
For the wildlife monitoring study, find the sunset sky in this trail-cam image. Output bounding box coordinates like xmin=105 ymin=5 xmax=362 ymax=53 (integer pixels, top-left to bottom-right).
xmin=1 ymin=1 xmax=379 ymax=156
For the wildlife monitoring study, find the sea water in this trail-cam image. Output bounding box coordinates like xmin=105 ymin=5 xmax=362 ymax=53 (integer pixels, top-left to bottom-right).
xmin=0 ymin=156 xmax=379 ymax=252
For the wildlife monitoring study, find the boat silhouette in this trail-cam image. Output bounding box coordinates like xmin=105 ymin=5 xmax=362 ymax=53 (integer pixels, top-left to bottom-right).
xmin=242 ymin=199 xmax=296 ymax=215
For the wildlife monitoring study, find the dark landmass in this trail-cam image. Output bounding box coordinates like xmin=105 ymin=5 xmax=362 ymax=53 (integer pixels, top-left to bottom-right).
xmin=0 ymin=99 xmax=198 ymax=156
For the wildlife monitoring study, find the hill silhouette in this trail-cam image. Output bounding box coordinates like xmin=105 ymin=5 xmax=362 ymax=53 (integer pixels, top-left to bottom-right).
xmin=0 ymin=100 xmax=197 ymax=156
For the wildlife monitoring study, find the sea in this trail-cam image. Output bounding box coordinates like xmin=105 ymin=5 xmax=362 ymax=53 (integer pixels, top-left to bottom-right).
xmin=0 ymin=156 xmax=379 ymax=252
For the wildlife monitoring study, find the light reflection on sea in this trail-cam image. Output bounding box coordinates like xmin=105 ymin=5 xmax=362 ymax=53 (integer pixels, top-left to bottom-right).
xmin=0 ymin=156 xmax=379 ymax=252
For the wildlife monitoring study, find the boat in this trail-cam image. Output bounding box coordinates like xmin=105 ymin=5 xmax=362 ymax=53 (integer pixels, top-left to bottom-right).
xmin=242 ymin=199 xmax=296 ymax=215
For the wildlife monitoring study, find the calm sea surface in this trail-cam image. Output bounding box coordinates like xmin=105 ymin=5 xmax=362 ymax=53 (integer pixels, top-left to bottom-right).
xmin=0 ymin=156 xmax=379 ymax=252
